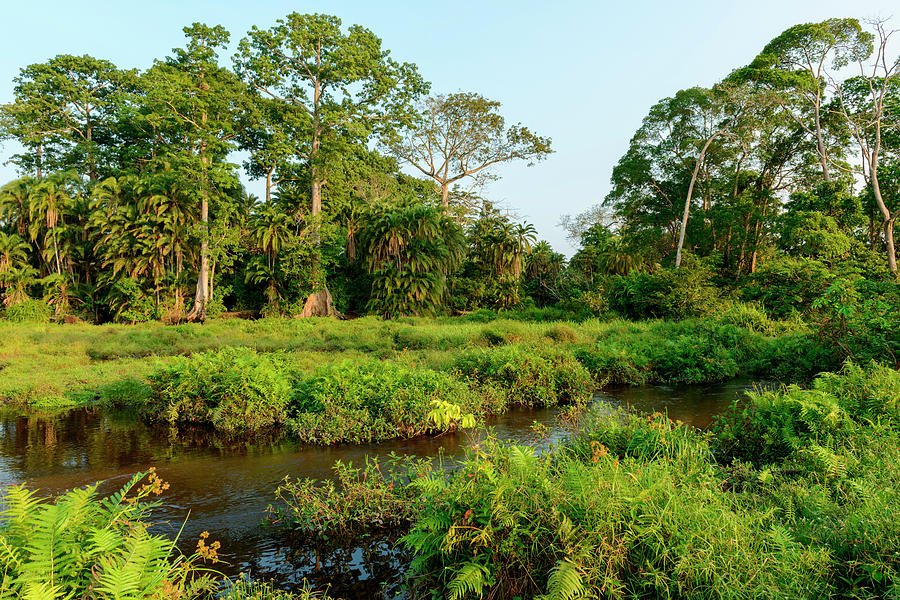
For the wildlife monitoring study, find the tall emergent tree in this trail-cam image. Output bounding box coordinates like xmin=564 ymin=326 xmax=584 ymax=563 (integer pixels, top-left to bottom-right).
xmin=733 ymin=18 xmax=873 ymax=181
xmin=386 ymin=92 xmax=553 ymax=207
xmin=832 ymin=20 xmax=900 ymax=272
xmin=235 ymin=12 xmax=427 ymax=316
xmin=143 ymin=24 xmax=248 ymax=321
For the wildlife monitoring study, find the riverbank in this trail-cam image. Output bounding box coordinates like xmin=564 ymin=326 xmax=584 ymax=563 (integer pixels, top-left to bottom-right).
xmin=276 ymin=362 xmax=900 ymax=599
xmin=0 ymin=308 xmax=826 ymax=441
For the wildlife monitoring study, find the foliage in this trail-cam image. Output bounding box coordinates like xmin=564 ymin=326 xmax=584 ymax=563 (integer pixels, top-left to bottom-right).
xmin=273 ymin=453 xmax=436 ymax=537
xmin=454 ymin=344 xmax=593 ymax=408
xmin=0 ymin=470 xmax=220 ymax=600
xmin=362 ymin=200 xmax=465 ymax=317
xmin=3 ymin=298 xmax=50 ymax=322
xmin=289 ymin=360 xmax=480 ymax=444
xmin=742 ymin=256 xmax=836 ymax=318
xmin=606 ymin=256 xmax=723 ymax=320
xmin=148 ymin=346 xmax=292 ymax=433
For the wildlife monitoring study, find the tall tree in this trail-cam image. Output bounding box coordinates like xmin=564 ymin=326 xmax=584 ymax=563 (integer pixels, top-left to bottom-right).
xmin=2 ymin=55 xmax=133 ymax=181
xmin=386 ymin=92 xmax=552 ymax=207
xmin=143 ymin=24 xmax=248 ymax=321
xmin=235 ymin=12 xmax=427 ymax=315
xmin=732 ymin=18 xmax=873 ymax=181
xmin=832 ymin=20 xmax=900 ymax=272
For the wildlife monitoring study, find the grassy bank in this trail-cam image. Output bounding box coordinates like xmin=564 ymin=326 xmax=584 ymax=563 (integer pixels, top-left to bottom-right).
xmin=276 ymin=361 xmax=900 ymax=599
xmin=0 ymin=308 xmax=834 ymax=443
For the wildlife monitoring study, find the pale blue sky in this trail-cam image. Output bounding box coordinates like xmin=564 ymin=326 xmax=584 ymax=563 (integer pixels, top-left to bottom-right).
xmin=0 ymin=0 xmax=896 ymax=252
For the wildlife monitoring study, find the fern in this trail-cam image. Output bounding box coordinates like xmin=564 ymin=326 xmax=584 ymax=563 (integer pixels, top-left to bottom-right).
xmin=447 ymin=562 xmax=492 ymax=600
xmin=540 ymin=559 xmax=586 ymax=600
xmin=0 ymin=471 xmax=215 ymax=600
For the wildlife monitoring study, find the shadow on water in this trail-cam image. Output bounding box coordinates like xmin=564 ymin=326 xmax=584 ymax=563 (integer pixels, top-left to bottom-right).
xmin=0 ymin=379 xmax=771 ymax=597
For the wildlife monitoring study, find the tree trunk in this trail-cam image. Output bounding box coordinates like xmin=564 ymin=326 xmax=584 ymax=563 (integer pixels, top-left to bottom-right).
xmin=675 ymin=144 xmax=711 ymax=268
xmin=813 ymin=103 xmax=831 ymax=182
xmin=186 ymin=194 xmax=209 ymax=322
xmin=441 ymin=181 xmax=450 ymax=207
xmin=52 ymin=226 xmax=62 ymax=275
xmin=885 ymin=217 xmax=897 ymax=274
xmin=871 ymin=143 xmax=897 ymax=273
xmin=298 ymin=287 xmax=340 ymax=318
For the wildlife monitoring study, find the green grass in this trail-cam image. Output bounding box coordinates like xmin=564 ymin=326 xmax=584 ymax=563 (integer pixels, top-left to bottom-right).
xmin=0 ymin=312 xmax=847 ymax=444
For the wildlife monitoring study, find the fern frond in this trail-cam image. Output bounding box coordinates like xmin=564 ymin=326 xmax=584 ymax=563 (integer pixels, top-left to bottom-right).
xmin=540 ymin=559 xmax=586 ymax=600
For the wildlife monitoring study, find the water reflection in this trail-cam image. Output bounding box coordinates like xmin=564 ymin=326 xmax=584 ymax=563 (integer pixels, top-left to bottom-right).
xmin=0 ymin=380 xmax=764 ymax=596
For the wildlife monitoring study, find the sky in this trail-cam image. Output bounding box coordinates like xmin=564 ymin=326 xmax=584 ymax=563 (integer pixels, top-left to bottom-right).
xmin=0 ymin=0 xmax=897 ymax=254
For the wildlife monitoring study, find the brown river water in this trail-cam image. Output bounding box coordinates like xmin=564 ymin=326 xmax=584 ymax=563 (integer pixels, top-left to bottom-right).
xmin=0 ymin=380 xmax=764 ymax=597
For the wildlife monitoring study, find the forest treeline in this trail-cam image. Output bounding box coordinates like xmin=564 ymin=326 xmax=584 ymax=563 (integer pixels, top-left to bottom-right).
xmin=0 ymin=14 xmax=898 ymax=325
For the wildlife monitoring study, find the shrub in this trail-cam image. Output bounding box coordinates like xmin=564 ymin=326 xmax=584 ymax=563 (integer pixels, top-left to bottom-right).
xmin=478 ymin=320 xmax=528 ymax=346
xmin=3 ymin=298 xmax=51 ymax=322
xmin=606 ymin=256 xmax=722 ymax=320
xmin=148 ymin=347 xmax=292 ymax=433
xmin=742 ymin=256 xmax=835 ymax=318
xmin=398 ymin=439 xmax=830 ymax=600
xmin=223 ymin=578 xmax=335 ymax=600
xmin=273 ymin=454 xmax=435 ymax=537
xmin=718 ymin=301 xmax=778 ymax=335
xmin=454 ymin=344 xmax=593 ymax=407
xmin=576 ymin=319 xmax=763 ymax=385
xmin=288 ymin=361 xmax=479 ymax=444
xmin=713 ymin=361 xmax=900 ymax=464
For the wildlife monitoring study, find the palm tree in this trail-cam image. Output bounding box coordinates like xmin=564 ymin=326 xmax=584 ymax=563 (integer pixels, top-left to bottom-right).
xmin=0 ymin=232 xmax=30 ymax=273
xmin=598 ymin=237 xmax=643 ymax=275
xmin=364 ymin=201 xmax=465 ymax=317
xmin=29 ymin=174 xmax=73 ymax=275
xmin=251 ymin=203 xmax=294 ymax=270
xmin=0 ymin=178 xmax=34 ymax=236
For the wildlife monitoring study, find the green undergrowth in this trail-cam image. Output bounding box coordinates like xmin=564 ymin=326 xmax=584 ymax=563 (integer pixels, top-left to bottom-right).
xmin=274 ymin=361 xmax=900 ymax=599
xmin=0 ymin=308 xmax=883 ymax=442
xmin=0 ymin=470 xmax=334 ymax=600
xmin=138 ymin=344 xmax=590 ymax=443
xmin=288 ymin=360 xmax=481 ymax=444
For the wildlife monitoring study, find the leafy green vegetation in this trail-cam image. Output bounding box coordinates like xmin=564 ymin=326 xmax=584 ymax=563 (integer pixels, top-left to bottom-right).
xmin=1 ymin=9 xmax=900 ymax=599
xmin=289 ymin=360 xmax=479 ymax=444
xmin=147 ymin=347 xmax=292 ymax=433
xmin=0 ymin=470 xmax=220 ymax=599
xmin=275 ymin=362 xmax=900 ymax=599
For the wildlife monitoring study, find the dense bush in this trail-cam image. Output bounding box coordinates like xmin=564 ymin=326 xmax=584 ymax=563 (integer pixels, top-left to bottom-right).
xmin=742 ymin=256 xmax=835 ymax=318
xmin=576 ymin=318 xmax=763 ymax=384
xmin=454 ymin=343 xmax=593 ymax=408
xmin=3 ymin=298 xmax=51 ymax=322
xmin=606 ymin=256 xmax=723 ymax=320
xmin=289 ymin=360 xmax=479 ymax=444
xmin=811 ymin=278 xmax=900 ymax=366
xmin=713 ymin=361 xmax=900 ymax=463
xmin=148 ymin=347 xmax=292 ymax=433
